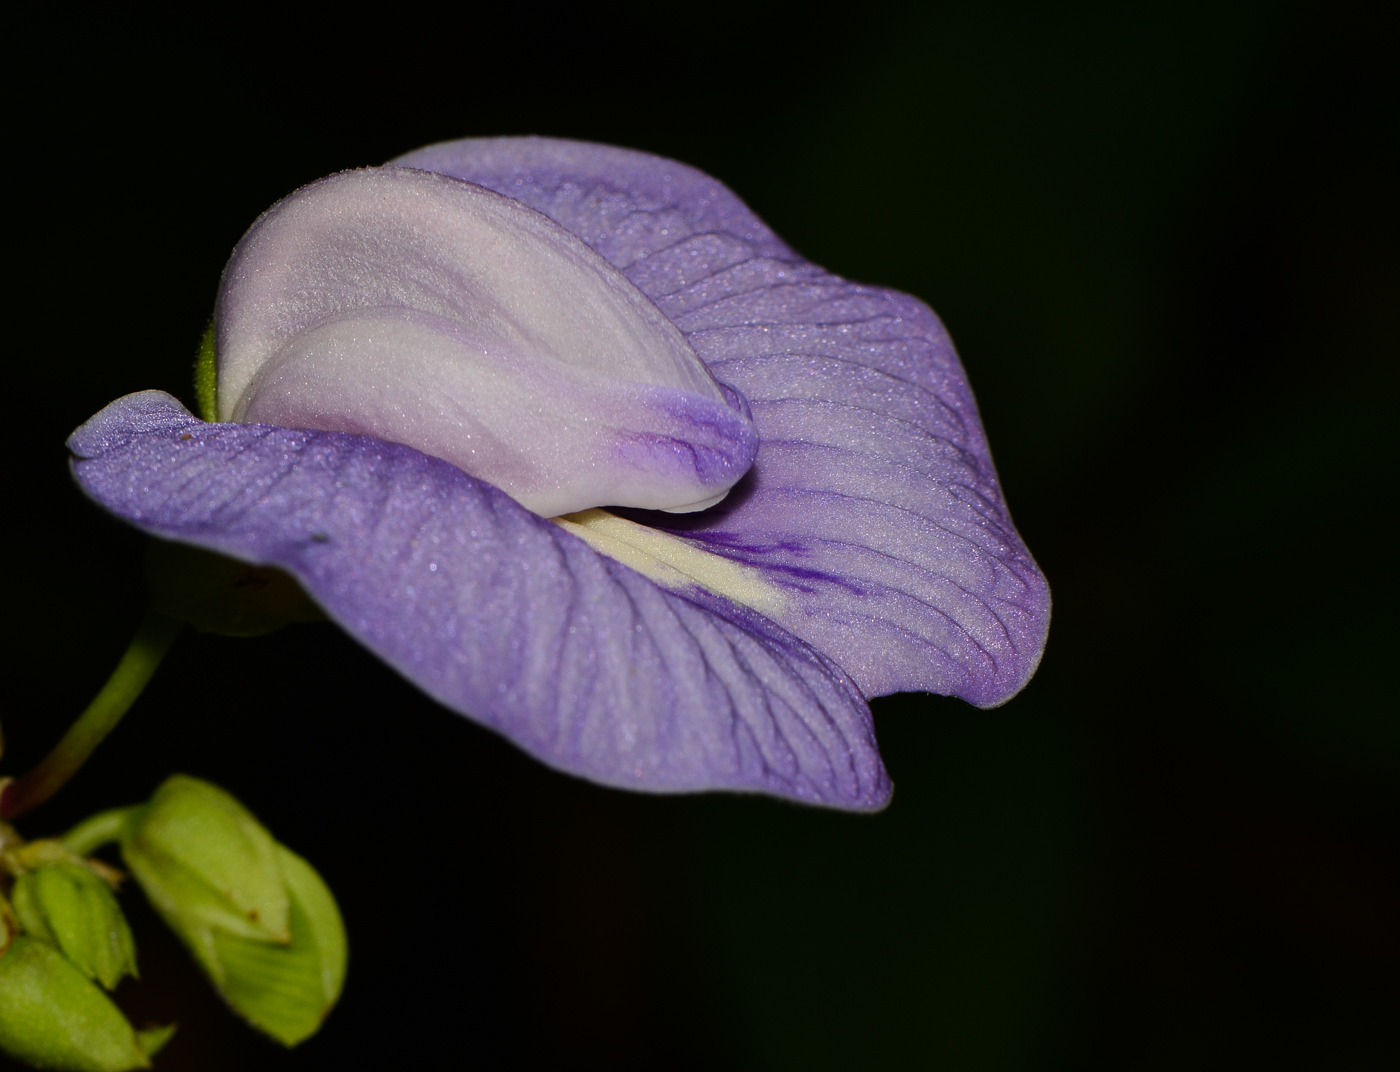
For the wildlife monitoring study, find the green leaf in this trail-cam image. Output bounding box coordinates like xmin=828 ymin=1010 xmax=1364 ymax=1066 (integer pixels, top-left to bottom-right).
xmin=11 ymin=862 xmax=138 ymax=990
xmin=122 ymin=775 xmax=290 ymax=945
xmin=207 ymin=844 xmax=347 ymax=1047
xmin=0 ymin=936 xmax=150 ymax=1071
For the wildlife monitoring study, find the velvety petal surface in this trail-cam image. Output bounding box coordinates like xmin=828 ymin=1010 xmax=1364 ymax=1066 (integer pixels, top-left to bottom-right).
xmin=217 ymin=167 xmax=757 ymax=517
xmin=70 ymin=391 xmax=890 ymax=810
xmin=394 ymin=138 xmax=1050 ymax=706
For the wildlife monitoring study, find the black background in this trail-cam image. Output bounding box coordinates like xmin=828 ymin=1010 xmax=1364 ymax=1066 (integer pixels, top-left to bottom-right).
xmin=6 ymin=2 xmax=1396 ymax=1068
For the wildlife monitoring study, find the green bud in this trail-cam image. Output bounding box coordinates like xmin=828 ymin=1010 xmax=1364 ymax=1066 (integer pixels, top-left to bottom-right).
xmin=206 ymin=844 xmax=348 ymax=1046
xmin=0 ymin=935 xmax=151 ymax=1071
xmin=121 ymin=776 xmax=347 ymax=1047
xmin=10 ymin=861 xmax=137 ymax=990
xmin=121 ymin=775 xmax=290 ymax=949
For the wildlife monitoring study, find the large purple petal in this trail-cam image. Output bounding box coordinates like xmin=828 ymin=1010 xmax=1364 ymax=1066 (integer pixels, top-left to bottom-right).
xmin=394 ymin=138 xmax=1050 ymax=706
xmin=70 ymin=391 xmax=890 ymax=810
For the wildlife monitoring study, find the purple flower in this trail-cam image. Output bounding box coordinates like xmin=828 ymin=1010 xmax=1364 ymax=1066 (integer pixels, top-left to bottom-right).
xmin=69 ymin=138 xmax=1049 ymax=811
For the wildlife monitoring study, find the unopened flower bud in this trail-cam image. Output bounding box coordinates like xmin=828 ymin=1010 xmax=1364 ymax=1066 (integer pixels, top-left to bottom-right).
xmin=0 ymin=935 xmax=154 ymax=1071
xmin=199 ymin=842 xmax=347 ymax=1047
xmin=121 ymin=775 xmax=346 ymax=1047
xmin=120 ymin=774 xmax=290 ymax=948
xmin=10 ymin=859 xmax=137 ymax=990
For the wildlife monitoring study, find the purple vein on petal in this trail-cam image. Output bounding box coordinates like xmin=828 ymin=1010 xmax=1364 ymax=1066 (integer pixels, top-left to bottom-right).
xmin=69 ymin=391 xmax=891 ymax=811
xmin=393 ymin=137 xmax=1050 ymax=707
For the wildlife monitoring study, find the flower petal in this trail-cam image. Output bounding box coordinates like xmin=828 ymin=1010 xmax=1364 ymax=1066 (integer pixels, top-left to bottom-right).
xmin=393 ymin=138 xmax=1050 ymax=706
xmin=69 ymin=391 xmax=890 ymax=810
xmin=217 ymin=167 xmax=757 ymax=517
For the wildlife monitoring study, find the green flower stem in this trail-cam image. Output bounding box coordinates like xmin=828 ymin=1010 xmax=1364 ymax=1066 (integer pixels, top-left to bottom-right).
xmin=0 ymin=611 xmax=182 ymax=820
xmin=62 ymin=807 xmax=143 ymax=856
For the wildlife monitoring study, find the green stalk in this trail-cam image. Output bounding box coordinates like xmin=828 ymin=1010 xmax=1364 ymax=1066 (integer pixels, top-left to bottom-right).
xmin=61 ymin=807 xmax=143 ymax=856
xmin=0 ymin=611 xmax=182 ymax=819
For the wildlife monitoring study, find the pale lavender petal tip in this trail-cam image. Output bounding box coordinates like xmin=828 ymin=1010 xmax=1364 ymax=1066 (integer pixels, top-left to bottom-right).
xmin=215 ymin=166 xmax=759 ymax=518
xmin=394 ymin=137 xmax=1051 ymax=707
xmin=70 ymin=391 xmax=892 ymax=811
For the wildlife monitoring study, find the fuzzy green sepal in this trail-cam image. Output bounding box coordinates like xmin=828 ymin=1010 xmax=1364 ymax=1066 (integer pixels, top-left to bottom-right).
xmin=194 ymin=323 xmax=217 ymax=422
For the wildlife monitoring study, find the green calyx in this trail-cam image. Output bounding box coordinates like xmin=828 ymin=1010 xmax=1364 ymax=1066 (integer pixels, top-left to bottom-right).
xmin=145 ymin=539 xmax=324 ymax=638
xmin=194 ymin=323 xmax=217 ymax=422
